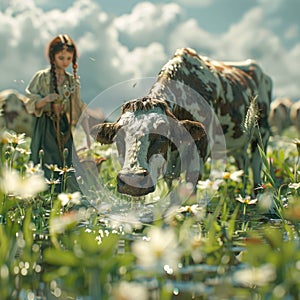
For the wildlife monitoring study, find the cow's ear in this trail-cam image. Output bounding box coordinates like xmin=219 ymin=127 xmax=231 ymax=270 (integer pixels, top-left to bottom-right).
xmin=179 ymin=120 xmax=206 ymax=141
xmin=91 ymin=122 xmax=121 ymax=144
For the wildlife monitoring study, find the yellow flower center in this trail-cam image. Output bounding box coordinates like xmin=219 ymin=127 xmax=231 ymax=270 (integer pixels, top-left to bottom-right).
xmin=223 ymin=172 xmax=230 ymax=179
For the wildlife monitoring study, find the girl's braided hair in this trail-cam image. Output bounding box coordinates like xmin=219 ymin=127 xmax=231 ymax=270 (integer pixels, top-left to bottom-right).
xmin=46 ymin=34 xmax=78 ymax=93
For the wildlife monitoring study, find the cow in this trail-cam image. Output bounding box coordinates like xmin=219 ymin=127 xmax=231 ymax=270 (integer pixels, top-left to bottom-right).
xmin=290 ymin=100 xmax=300 ymax=137
xmin=92 ymin=48 xmax=272 ymax=197
xmin=0 ymin=89 xmax=34 ymax=137
xmin=269 ymin=97 xmax=293 ymax=135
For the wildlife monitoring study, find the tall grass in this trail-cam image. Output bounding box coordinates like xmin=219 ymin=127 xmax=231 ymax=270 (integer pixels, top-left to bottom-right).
xmin=1 ymin=127 xmax=300 ymax=299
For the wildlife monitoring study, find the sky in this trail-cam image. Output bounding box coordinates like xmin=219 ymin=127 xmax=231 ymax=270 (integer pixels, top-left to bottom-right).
xmin=0 ymin=0 xmax=299 ymax=114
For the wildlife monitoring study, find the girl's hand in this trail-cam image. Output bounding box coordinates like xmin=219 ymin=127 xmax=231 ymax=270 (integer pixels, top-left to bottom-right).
xmin=46 ymin=93 xmax=60 ymax=103
xmin=36 ymin=93 xmax=60 ymax=110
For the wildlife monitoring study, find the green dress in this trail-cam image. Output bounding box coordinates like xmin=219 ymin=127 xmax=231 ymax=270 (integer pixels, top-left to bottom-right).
xmin=24 ymin=68 xmax=87 ymax=193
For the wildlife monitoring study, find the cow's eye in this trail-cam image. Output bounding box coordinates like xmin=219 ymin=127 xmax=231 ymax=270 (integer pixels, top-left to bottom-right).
xmin=158 ymin=135 xmax=168 ymax=142
xmin=149 ymin=134 xmax=168 ymax=144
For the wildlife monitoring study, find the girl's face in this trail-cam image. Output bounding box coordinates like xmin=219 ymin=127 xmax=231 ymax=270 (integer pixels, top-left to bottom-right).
xmin=54 ymin=49 xmax=74 ymax=71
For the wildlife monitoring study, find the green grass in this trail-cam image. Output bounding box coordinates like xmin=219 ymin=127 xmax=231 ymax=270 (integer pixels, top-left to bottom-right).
xmin=1 ymin=127 xmax=300 ymax=300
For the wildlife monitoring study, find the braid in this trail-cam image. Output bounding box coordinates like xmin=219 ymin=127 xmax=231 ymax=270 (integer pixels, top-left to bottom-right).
xmin=49 ymin=53 xmax=59 ymax=94
xmin=73 ymin=60 xmax=78 ymax=79
xmin=71 ymin=40 xmax=78 ymax=79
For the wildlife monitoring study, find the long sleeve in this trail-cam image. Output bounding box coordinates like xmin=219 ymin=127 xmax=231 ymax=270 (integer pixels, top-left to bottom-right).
xmin=24 ymin=69 xmax=52 ymax=117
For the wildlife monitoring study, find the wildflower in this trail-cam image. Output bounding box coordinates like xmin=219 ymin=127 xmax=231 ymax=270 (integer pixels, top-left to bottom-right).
xmin=236 ymin=194 xmax=257 ymax=205
xmin=16 ymin=147 xmax=31 ymax=155
xmin=222 ymin=172 xmax=231 ymax=180
xmin=177 ymin=204 xmax=204 ymax=220
xmin=164 ymin=206 xmax=185 ymax=226
xmin=49 ymin=211 xmax=79 ymax=234
xmin=58 ymin=192 xmax=81 ymax=206
xmin=54 ymin=165 xmax=75 ymax=175
xmin=132 ymin=227 xmax=181 ymax=272
xmin=25 ymin=161 xmax=44 ymax=177
xmin=45 ymin=164 xmax=58 ymax=172
xmin=112 ymin=281 xmax=148 ymax=300
xmin=288 ymin=182 xmax=300 ymax=190
xmin=7 ymin=132 xmax=26 ymax=147
xmin=223 ymin=170 xmax=244 ymax=182
xmin=181 ymin=232 xmax=206 ymax=263
xmin=197 ymin=179 xmax=224 ymax=191
xmin=45 ymin=178 xmax=61 ymax=185
xmin=0 ymin=168 xmax=47 ymax=198
xmin=233 ymin=264 xmax=276 ymax=287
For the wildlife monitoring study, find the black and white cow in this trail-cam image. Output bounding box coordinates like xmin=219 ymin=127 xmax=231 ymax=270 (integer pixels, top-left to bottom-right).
xmin=0 ymin=89 xmax=34 ymax=137
xmin=290 ymin=99 xmax=300 ymax=137
xmin=92 ymin=48 xmax=272 ymax=196
xmin=269 ymin=97 xmax=293 ymax=135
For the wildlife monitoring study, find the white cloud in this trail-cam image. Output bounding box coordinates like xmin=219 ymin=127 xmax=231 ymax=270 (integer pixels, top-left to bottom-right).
xmin=284 ymin=25 xmax=299 ymax=40
xmin=219 ymin=7 xmax=300 ymax=99
xmin=168 ymin=18 xmax=218 ymax=54
xmin=114 ymin=2 xmax=182 ymax=49
xmin=218 ymin=8 xmax=283 ymax=59
xmin=175 ymin=0 xmax=213 ymax=7
xmin=111 ymin=42 xmax=167 ymax=78
xmin=0 ymin=0 xmax=299 ymax=110
xmin=256 ymin=0 xmax=284 ymax=12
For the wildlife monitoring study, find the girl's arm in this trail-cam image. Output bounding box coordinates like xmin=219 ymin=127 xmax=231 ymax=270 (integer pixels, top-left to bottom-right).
xmin=35 ymin=93 xmax=60 ymax=110
xmin=24 ymin=70 xmax=58 ymax=116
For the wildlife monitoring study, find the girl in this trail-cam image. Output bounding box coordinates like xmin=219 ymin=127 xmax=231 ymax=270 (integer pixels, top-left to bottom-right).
xmin=24 ymin=34 xmax=91 ymax=193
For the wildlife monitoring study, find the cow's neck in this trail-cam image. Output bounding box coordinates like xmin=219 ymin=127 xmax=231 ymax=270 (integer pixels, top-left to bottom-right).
xmin=148 ymin=77 xmax=197 ymax=122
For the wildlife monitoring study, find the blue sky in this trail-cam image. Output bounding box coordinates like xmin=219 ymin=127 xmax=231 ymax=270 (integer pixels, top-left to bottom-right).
xmin=0 ymin=0 xmax=299 ymax=114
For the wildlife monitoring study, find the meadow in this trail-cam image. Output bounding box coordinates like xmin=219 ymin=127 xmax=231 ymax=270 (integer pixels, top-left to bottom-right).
xmin=1 ymin=125 xmax=300 ymax=300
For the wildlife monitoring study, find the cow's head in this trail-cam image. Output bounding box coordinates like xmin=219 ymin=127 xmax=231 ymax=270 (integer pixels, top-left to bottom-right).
xmin=92 ymin=97 xmax=206 ymax=196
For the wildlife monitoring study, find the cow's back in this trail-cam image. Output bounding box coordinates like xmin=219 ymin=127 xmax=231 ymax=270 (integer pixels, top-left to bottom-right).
xmin=152 ymin=48 xmax=271 ymax=146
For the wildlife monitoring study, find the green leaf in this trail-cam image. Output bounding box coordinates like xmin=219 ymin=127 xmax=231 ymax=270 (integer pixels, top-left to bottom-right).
xmin=74 ymin=230 xmax=100 ymax=254
xmin=99 ymin=233 xmax=120 ymax=255
xmin=23 ymin=206 xmax=33 ymax=247
xmin=258 ymin=145 xmax=276 ymax=187
xmin=43 ymin=248 xmax=79 ymax=267
xmin=0 ymin=225 xmax=9 ymax=260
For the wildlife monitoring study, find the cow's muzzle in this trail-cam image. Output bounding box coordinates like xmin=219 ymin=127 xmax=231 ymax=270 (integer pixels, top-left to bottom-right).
xmin=117 ymin=169 xmax=155 ymax=196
